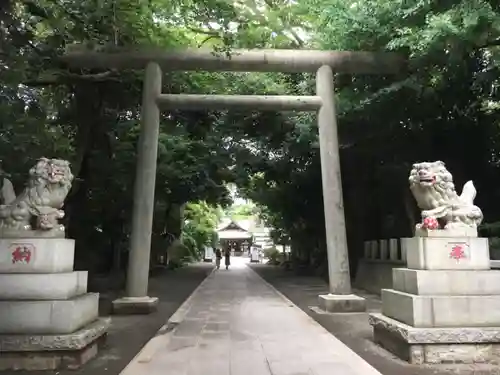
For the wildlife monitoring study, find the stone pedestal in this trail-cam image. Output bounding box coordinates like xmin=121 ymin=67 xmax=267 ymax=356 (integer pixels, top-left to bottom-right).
xmin=0 ymin=238 xmax=109 ymax=371
xmin=370 ymin=235 xmax=500 ymax=364
xmin=318 ymin=293 xmax=366 ymax=313
xmin=112 ymin=296 xmax=159 ymax=314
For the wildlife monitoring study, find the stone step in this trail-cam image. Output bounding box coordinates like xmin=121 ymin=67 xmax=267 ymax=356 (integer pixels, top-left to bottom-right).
xmin=392 ymin=268 xmax=500 ymax=295
xmin=0 ymin=271 xmax=87 ymax=300
xmin=402 ymin=236 xmax=489 ymax=270
xmin=0 ymin=238 xmax=75 ymax=273
xmin=0 ymin=293 xmax=99 ymax=334
xmin=382 ymin=289 xmax=500 ymax=328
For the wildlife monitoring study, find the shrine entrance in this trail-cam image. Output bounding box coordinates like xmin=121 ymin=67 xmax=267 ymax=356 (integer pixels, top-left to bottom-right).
xmin=61 ymin=46 xmax=405 ymax=314
xmin=217 ymin=220 xmax=253 ymax=257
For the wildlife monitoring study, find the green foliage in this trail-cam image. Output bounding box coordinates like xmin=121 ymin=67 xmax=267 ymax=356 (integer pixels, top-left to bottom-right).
xmin=489 ymin=238 xmax=500 ymax=260
xmin=227 ymin=202 xmax=257 ymax=220
xmin=235 ymin=0 xmax=500 ymax=276
xmin=480 ymin=222 xmax=500 ymax=237
xmin=2 ymin=0 xmax=305 ymax=274
xmin=5 ymin=0 xmax=500 ymax=281
xmin=182 ymin=202 xmax=221 ymax=260
xmin=263 ymin=247 xmax=281 ymax=265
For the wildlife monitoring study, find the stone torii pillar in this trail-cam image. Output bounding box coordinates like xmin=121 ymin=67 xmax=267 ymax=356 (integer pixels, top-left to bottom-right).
xmin=315 ymin=65 xmax=364 ymax=312
xmin=61 ymin=46 xmax=405 ymax=314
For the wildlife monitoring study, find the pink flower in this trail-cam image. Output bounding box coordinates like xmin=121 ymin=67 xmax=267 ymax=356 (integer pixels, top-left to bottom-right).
xmin=422 ymin=217 xmax=439 ymax=230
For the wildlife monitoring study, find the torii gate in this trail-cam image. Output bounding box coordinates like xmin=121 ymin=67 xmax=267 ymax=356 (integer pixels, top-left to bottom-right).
xmin=61 ymin=46 xmax=405 ymax=314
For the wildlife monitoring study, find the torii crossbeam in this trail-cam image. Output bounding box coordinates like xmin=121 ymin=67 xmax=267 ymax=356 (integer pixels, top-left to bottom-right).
xmin=61 ymin=45 xmax=406 ymax=314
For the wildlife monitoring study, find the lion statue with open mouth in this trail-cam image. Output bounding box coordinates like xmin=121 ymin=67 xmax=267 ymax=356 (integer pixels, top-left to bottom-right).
xmin=409 ymin=160 xmax=483 ymax=234
xmin=0 ymin=157 xmax=73 ymax=238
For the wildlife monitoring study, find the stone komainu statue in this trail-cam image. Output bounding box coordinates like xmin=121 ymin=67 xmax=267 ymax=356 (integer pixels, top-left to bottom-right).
xmin=0 ymin=158 xmax=74 ymax=237
xmin=409 ymin=160 xmax=483 ymax=232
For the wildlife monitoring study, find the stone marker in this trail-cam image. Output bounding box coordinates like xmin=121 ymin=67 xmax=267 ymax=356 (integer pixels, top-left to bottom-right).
xmin=370 ymin=160 xmax=500 ymax=364
xmin=203 ymin=246 xmax=214 ymax=262
xmin=250 ymin=246 xmax=260 ymax=263
xmin=0 ymin=158 xmax=109 ymax=371
xmin=388 ymin=238 xmax=398 ymax=261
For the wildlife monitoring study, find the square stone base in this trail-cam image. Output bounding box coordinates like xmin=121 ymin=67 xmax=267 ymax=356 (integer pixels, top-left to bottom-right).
xmin=403 ymin=236 xmax=490 ymax=270
xmin=112 ymin=296 xmax=159 ymax=315
xmin=0 ymin=292 xmax=99 ymax=334
xmin=392 ymin=268 xmax=500 ymax=296
xmin=381 ymin=289 xmax=500 ymax=327
xmin=318 ymin=294 xmax=366 ymax=313
xmin=0 ymin=317 xmax=110 ymax=371
xmin=0 ymin=238 xmax=75 ymax=273
xmin=369 ymin=313 xmax=500 ymax=364
xmin=415 ymin=227 xmax=478 ymax=238
xmin=0 ymin=271 xmax=88 ymax=300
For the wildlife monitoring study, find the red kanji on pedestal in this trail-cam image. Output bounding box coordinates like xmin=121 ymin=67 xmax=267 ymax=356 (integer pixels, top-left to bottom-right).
xmin=11 ymin=246 xmax=32 ymax=264
xmin=449 ymin=245 xmax=466 ymax=261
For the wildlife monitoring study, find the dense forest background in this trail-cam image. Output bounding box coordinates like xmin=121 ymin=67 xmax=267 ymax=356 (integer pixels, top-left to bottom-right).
xmin=2 ymin=0 xmax=500 ymax=281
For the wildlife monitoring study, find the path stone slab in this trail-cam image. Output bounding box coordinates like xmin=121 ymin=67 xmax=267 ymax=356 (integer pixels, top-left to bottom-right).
xmin=119 ymin=259 xmax=383 ymax=375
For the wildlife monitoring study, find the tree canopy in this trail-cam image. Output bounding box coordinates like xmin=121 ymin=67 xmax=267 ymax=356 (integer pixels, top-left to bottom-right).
xmin=2 ymin=0 xmax=500 ymax=276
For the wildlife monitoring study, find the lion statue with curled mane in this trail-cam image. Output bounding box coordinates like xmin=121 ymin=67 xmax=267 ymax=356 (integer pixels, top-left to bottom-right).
xmin=0 ymin=158 xmax=73 ymax=238
xmin=409 ymin=161 xmax=483 ymax=234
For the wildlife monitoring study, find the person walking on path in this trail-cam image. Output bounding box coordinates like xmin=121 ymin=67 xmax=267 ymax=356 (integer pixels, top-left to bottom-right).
xmin=224 ymin=248 xmax=231 ymax=270
xmin=215 ymin=248 xmax=222 ymax=269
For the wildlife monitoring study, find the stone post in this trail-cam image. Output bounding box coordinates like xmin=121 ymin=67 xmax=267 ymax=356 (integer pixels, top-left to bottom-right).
xmin=389 ymin=238 xmax=399 ymax=262
xmin=401 ymin=239 xmax=408 ymax=263
xmin=112 ymin=62 xmax=161 ymax=314
xmin=370 ymin=240 xmax=379 ymax=259
xmin=316 ymin=65 xmax=366 ymax=313
xmin=380 ymin=239 xmax=388 ymax=260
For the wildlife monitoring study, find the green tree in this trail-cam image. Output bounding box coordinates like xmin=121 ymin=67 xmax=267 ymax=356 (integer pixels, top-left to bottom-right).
xmin=6 ymin=0 xmax=500 ymax=283
xmin=180 ymin=202 xmax=222 ymax=260
xmin=227 ymin=203 xmax=257 ymax=220
xmin=236 ymin=0 xmax=500 ymax=275
xmin=1 ymin=0 xmax=302 ymax=276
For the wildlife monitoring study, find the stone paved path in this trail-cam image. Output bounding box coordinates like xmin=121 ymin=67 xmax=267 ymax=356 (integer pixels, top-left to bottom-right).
xmin=120 ymin=258 xmax=383 ymax=375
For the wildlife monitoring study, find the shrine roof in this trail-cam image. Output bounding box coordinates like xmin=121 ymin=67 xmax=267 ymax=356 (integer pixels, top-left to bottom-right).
xmin=216 ymin=217 xmax=271 ymax=240
xmin=218 ymin=230 xmax=252 ymax=240
xmin=217 ymin=219 xmax=249 ymax=232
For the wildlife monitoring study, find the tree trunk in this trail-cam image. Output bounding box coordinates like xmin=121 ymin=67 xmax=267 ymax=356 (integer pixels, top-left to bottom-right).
xmin=65 ymin=83 xmax=102 ymax=238
xmin=161 ymin=202 xmax=186 ymax=265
